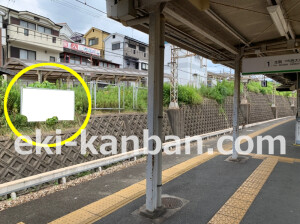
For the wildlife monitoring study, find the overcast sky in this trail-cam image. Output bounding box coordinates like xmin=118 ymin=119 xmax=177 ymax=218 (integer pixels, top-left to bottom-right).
xmin=0 ymin=0 xmax=231 ymax=74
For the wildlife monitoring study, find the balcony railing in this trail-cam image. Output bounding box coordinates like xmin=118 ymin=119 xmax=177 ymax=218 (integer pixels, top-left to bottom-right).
xmin=7 ymin=24 xmax=63 ymax=51
xmin=124 ymin=47 xmax=148 ymax=60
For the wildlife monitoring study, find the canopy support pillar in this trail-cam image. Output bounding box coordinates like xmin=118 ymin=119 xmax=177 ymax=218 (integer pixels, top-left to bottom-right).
xmin=232 ymin=54 xmax=241 ymax=160
xmin=295 ymin=74 xmax=300 ymax=144
xmin=145 ymin=3 xmax=165 ymax=214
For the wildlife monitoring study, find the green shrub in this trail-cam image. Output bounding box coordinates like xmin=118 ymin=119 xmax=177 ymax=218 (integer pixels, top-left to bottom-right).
xmin=11 ymin=114 xmax=28 ymax=128
xmin=178 ymin=85 xmax=202 ymax=105
xmin=199 ymin=80 xmax=234 ymax=104
xmin=29 ymin=81 xmax=57 ymax=89
xmin=46 ymin=116 xmax=58 ymax=126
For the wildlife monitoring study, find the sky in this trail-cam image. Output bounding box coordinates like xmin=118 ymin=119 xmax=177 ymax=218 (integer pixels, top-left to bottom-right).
xmin=0 ymin=0 xmax=231 ymax=74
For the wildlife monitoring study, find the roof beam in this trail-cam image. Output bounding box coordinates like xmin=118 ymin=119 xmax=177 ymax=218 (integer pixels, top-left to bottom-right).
xmin=164 ymin=6 xmax=238 ymax=55
xmin=204 ymin=9 xmax=249 ymax=47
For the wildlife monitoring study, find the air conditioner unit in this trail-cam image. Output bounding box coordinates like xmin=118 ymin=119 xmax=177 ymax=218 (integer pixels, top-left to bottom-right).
xmin=106 ymin=0 xmax=136 ymax=21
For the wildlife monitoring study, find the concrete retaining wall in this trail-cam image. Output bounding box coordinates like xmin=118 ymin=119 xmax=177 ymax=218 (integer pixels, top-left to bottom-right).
xmin=0 ymin=93 xmax=296 ymax=183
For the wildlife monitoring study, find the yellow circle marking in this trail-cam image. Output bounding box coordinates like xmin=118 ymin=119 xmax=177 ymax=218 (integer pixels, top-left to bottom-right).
xmin=4 ymin=63 xmax=92 ymax=148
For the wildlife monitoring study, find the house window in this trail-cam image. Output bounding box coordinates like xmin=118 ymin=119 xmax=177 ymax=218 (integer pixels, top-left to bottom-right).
xmin=81 ymin=57 xmax=87 ymax=65
xmin=52 ymin=37 xmax=56 ymax=43
xmin=135 ymin=62 xmax=139 ymax=69
xmin=112 ymin=35 xmax=115 ymax=38
xmin=139 ymin=46 xmax=145 ymax=52
xmin=37 ymin=25 xmax=44 ymax=33
xmin=50 ymin=56 xmax=55 ymax=62
xmin=24 ymin=29 xmax=29 ymax=36
xmin=20 ymin=20 xmax=36 ymax=30
xmin=70 ymin=55 xmax=75 ymax=64
xmin=112 ymin=43 xmax=120 ymax=50
xmin=144 ymin=53 xmax=147 ymax=57
xmin=74 ymin=56 xmax=80 ymax=64
xmin=37 ymin=25 xmax=52 ymax=34
xmin=45 ymin=27 xmax=52 ymax=34
xmin=141 ymin=63 xmax=148 ymax=71
xmin=19 ymin=49 xmax=36 ymax=60
xmin=128 ymin=43 xmax=136 ymax=49
xmin=133 ymin=50 xmax=136 ymax=54
xmin=89 ymin=38 xmax=98 ymax=46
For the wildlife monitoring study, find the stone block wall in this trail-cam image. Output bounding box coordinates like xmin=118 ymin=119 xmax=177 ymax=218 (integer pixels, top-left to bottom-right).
xmin=0 ymin=114 xmax=172 ymax=183
xmin=0 ymin=93 xmax=296 ymax=183
xmin=182 ymin=98 xmax=245 ymax=137
xmin=248 ymin=92 xmax=274 ymax=123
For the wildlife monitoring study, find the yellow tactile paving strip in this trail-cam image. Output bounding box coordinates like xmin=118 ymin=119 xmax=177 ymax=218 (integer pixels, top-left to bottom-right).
xmin=49 ymin=152 xmax=219 ymax=224
xmin=48 ymin=118 xmax=292 ymax=224
xmin=250 ymin=153 xmax=300 ymax=163
xmin=208 ymin=157 xmax=278 ymax=224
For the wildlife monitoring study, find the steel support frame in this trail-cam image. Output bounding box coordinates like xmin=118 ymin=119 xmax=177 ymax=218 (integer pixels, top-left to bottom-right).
xmin=145 ymin=4 xmax=165 ymax=212
xmin=232 ymin=54 xmax=241 ymax=160
xmin=169 ymin=45 xmax=179 ymax=109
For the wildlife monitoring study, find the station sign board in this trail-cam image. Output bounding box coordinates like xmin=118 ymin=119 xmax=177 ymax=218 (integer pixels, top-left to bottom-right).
xmin=242 ymin=53 xmax=300 ymax=75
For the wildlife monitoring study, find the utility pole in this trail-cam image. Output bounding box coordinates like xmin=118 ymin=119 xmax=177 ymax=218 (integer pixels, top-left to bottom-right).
xmin=169 ymin=45 xmax=179 ymax=109
xmin=272 ymin=82 xmax=276 ymax=107
xmin=169 ymin=46 xmax=198 ymax=108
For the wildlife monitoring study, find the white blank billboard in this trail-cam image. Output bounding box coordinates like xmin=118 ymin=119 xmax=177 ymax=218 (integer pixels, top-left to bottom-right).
xmin=21 ymin=88 xmax=75 ymax=122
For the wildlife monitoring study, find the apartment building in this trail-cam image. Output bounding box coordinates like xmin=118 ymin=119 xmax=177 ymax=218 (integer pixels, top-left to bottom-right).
xmin=104 ymin=33 xmax=149 ymax=70
xmin=164 ymin=43 xmax=207 ymax=87
xmin=0 ymin=5 xmax=63 ymax=63
xmin=0 ymin=7 xmax=6 ymax=66
xmin=84 ymin=27 xmax=109 ymax=58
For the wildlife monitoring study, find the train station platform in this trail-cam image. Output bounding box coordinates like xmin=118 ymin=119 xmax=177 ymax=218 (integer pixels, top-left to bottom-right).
xmin=1 ymin=117 xmax=299 ymax=224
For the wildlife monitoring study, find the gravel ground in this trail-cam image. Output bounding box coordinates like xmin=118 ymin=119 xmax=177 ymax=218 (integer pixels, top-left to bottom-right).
xmin=0 ymin=157 xmax=146 ymax=212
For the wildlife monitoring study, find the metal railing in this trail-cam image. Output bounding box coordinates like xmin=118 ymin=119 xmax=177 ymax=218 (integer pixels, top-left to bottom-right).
xmin=89 ymin=81 xmax=125 ymax=112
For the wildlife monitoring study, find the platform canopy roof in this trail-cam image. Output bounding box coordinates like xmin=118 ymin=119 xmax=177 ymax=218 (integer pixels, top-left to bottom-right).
xmin=3 ymin=58 xmax=171 ymax=82
xmin=107 ymin=0 xmax=300 ymax=90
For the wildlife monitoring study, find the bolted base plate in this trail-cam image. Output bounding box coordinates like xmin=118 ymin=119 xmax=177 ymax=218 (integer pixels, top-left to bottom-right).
xmin=139 ymin=206 xmax=166 ymax=219
xmin=133 ymin=195 xmax=188 ymax=224
xmin=225 ymin=156 xmax=249 ymax=164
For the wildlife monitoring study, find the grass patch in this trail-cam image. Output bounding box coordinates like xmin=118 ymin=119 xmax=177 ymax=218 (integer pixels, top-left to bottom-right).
xmin=0 ymin=77 xmax=295 ymax=136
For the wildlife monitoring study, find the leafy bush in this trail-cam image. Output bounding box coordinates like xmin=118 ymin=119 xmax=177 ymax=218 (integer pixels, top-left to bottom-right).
xmin=29 ymin=81 xmax=57 ymax=89
xmin=199 ymin=80 xmax=234 ymax=104
xmin=178 ymin=85 xmax=202 ymax=105
xmin=163 ymin=83 xmax=202 ymax=106
xmin=46 ymin=116 xmax=58 ymax=126
xmin=11 ymin=114 xmax=28 ymax=128
xmin=247 ymin=81 xmax=294 ymax=97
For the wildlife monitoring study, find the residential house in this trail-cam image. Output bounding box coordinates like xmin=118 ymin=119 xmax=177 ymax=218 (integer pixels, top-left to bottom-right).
xmin=84 ymin=27 xmax=109 ymax=57
xmin=104 ymin=33 xmax=149 ymax=70
xmin=58 ymin=22 xmax=74 ymax=42
xmin=71 ymin=32 xmax=85 ymax=45
xmin=0 ymin=5 xmax=63 ymax=63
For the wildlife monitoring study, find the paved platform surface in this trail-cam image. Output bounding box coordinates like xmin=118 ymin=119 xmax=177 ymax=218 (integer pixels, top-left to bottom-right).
xmin=0 ymin=117 xmax=299 ymax=224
